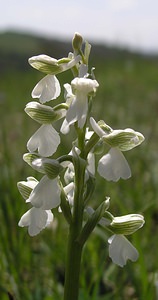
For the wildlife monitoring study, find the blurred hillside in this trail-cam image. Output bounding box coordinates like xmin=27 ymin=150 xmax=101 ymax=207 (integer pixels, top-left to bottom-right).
xmin=1 ymin=30 xmax=157 ymax=72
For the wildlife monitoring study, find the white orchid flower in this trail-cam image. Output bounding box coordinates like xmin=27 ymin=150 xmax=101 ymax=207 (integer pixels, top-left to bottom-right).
xmin=90 ymin=117 xmax=144 ymax=182
xmin=18 ymin=207 xmax=53 ymax=236
xmin=65 ymin=77 xmax=99 ymax=129
xmin=32 ymin=74 xmax=61 ymax=103
xmin=27 ymin=175 xmax=61 ymax=210
xmin=29 ymin=54 xmax=81 ymax=103
xmin=27 ymin=124 xmax=60 ymax=157
xmin=108 ymin=234 xmax=139 ymax=267
xmin=98 ymin=147 xmax=131 ymax=182
xmin=100 ymin=213 xmax=144 ymax=267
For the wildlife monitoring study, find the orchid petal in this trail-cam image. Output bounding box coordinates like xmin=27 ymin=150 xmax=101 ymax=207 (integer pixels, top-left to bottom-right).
xmin=66 ymin=95 xmax=88 ymax=128
xmin=60 ymin=118 xmax=70 ymax=134
xmin=29 ymin=176 xmax=61 ymax=210
xmin=98 ymin=148 xmax=131 ymax=181
xmin=27 ymin=124 xmax=60 ymax=157
xmin=87 ymin=152 xmax=95 ymax=175
xmin=90 ymin=117 xmax=106 ymax=137
xmin=18 ymin=207 xmax=54 ymax=236
xmin=108 ymin=234 xmax=139 ymax=267
xmin=32 ymin=74 xmax=61 ymax=103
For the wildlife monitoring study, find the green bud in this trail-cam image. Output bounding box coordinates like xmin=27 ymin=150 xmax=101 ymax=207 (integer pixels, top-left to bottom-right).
xmin=72 ymin=32 xmax=83 ymax=52
xmin=103 ymin=128 xmax=145 ymax=151
xmin=109 ymin=214 xmax=145 ymax=235
xmin=25 ymin=102 xmax=59 ymax=124
xmin=17 ymin=177 xmax=38 ymax=200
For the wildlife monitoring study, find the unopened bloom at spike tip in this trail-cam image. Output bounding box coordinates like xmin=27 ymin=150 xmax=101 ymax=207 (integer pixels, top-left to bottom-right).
xmin=72 ymin=32 xmax=83 ymax=52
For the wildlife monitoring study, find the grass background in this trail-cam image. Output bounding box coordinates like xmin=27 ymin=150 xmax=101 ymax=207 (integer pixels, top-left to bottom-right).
xmin=0 ymin=31 xmax=158 ymax=300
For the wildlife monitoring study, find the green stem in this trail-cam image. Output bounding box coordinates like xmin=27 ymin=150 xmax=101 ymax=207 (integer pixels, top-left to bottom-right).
xmin=63 ymin=225 xmax=83 ymax=300
xmin=75 ymin=124 xmax=86 ymax=158
xmin=63 ymin=150 xmax=86 ymax=300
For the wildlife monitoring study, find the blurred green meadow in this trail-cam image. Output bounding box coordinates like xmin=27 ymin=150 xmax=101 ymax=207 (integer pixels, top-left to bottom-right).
xmin=0 ymin=31 xmax=158 ymax=300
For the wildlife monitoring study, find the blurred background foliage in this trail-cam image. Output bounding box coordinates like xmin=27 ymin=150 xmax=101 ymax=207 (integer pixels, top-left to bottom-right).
xmin=0 ymin=31 xmax=158 ymax=300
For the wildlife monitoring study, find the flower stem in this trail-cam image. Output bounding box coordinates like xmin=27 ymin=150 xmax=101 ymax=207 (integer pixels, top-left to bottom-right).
xmin=63 ymin=149 xmax=86 ymax=300
xmin=63 ymin=224 xmax=83 ymax=300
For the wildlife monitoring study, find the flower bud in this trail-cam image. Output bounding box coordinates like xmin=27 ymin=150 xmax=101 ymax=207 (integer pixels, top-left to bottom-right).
xmin=103 ymin=129 xmax=145 ymax=151
xmin=72 ymin=32 xmax=83 ymax=52
xmin=17 ymin=177 xmax=38 ymax=200
xmin=109 ymin=214 xmax=145 ymax=235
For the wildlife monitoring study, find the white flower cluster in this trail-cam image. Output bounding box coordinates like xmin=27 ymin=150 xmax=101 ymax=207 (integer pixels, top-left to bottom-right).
xmin=18 ymin=33 xmax=145 ymax=267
